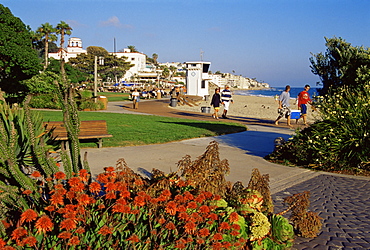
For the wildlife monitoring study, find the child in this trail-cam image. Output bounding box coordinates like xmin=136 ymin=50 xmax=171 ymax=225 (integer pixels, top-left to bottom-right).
xmin=210 ymin=88 xmax=222 ymax=119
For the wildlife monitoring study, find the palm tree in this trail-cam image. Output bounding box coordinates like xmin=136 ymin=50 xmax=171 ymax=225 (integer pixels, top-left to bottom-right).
xmin=56 ymin=21 xmax=72 ymax=61
xmin=127 ymin=45 xmax=138 ymax=52
xmin=152 ymin=53 xmax=158 ymax=65
xmin=36 ymin=23 xmax=57 ymax=70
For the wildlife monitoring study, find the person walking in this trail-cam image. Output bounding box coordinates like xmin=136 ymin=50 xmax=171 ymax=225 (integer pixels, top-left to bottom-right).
xmin=274 ymin=85 xmax=292 ymax=127
xmin=296 ymin=84 xmax=312 ymax=125
xmin=210 ymin=88 xmax=222 ymax=119
xmin=221 ymin=85 xmax=233 ymax=119
xmin=131 ymin=88 xmax=140 ymax=109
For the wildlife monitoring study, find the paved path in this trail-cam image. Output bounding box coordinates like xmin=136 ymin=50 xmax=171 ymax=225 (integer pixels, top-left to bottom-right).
xmin=84 ymin=98 xmax=370 ymax=249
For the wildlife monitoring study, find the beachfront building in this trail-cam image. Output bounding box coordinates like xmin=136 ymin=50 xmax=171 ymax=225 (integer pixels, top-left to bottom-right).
xmin=185 ymin=61 xmax=211 ymax=98
xmin=209 ymin=72 xmax=269 ymax=89
xmin=49 ymin=37 xmax=87 ymax=62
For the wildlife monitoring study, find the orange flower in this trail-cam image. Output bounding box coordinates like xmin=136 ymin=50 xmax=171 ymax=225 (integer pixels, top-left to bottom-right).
xmin=67 ymin=236 xmax=80 ymax=246
xmin=198 ymin=205 xmax=210 ymax=214
xmin=105 ymin=191 xmax=116 ymax=200
xmin=105 ymin=182 xmax=117 ymax=192
xmin=207 ymin=213 xmax=218 ymax=221
xmin=112 ymin=204 xmax=131 ymax=214
xmin=198 ymin=228 xmax=210 ymax=237
xmin=178 ymin=212 xmax=189 ymax=221
xmin=195 ymin=194 xmax=205 ymax=203
xmin=89 ymin=182 xmax=101 ymax=194
xmin=219 ymin=222 xmax=231 ymax=231
xmin=127 ymin=234 xmax=140 ymax=243
xmin=98 ymin=225 xmax=113 ymax=236
xmin=202 ymin=191 xmax=213 ymax=199
xmin=161 ymin=189 xmax=171 ymax=197
xmin=183 ymin=191 xmax=194 ymax=201
xmin=35 ymin=215 xmax=53 ymax=234
xmin=68 ymin=177 xmax=81 ymax=187
xmin=165 ymin=222 xmax=176 ymax=230
xmin=134 ymin=196 xmax=145 ymax=207
xmin=58 ymin=232 xmax=72 ymax=239
xmin=54 ymin=171 xmax=66 ymax=180
xmin=212 ymin=242 xmax=222 ymax=249
xmin=76 ymin=193 xmax=91 ymax=206
xmin=134 ymin=179 xmax=144 ymax=186
xmin=75 ymin=227 xmax=85 ymax=234
xmin=176 ymin=179 xmax=187 ymax=187
xmin=70 ymin=182 xmax=85 ymax=192
xmin=187 ymin=201 xmax=197 ymax=209
xmin=232 ymin=224 xmax=241 ymax=230
xmin=196 ymin=238 xmax=205 ymax=244
xmin=213 ymin=194 xmax=221 ymax=201
xmin=104 ymin=166 xmax=115 ymax=172
xmin=212 ymin=233 xmax=223 ymax=241
xmin=60 ymin=218 xmax=77 ymax=231
xmin=11 ymin=227 xmax=28 ymax=241
xmin=230 ymin=230 xmax=240 ymax=236
xmin=174 ymin=238 xmax=187 ymax=249
xmin=120 ymin=190 xmax=130 ymax=198
xmin=0 ymin=238 xmax=6 ymax=247
xmin=31 ymin=171 xmax=41 ymax=178
xmin=22 ymin=236 xmax=37 ymax=247
xmin=165 ymin=201 xmax=177 ymax=215
xmin=22 ymin=190 xmax=32 ymax=195
xmin=184 ymin=222 xmax=196 ymax=234
xmin=158 ymin=218 xmax=166 ymax=224
xmin=78 ymin=169 xmax=89 ymax=182
xmin=50 ymin=194 xmax=64 ymax=206
xmin=20 ymin=209 xmax=38 ymax=224
xmin=175 ymin=194 xmax=185 ymax=203
xmin=229 ymin=212 xmax=239 ymax=223
xmin=177 ymin=205 xmax=186 ymax=212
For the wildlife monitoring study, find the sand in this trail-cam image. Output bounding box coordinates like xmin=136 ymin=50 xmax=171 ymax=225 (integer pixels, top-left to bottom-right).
xmin=172 ymin=94 xmax=319 ymax=124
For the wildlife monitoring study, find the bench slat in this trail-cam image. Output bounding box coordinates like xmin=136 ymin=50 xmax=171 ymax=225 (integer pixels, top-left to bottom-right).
xmin=43 ymin=120 xmax=112 ymax=148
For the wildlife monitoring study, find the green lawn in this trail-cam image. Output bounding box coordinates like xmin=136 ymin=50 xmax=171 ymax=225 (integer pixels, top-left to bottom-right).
xmin=37 ymin=110 xmax=247 ymax=148
xmin=97 ymin=91 xmax=130 ymax=102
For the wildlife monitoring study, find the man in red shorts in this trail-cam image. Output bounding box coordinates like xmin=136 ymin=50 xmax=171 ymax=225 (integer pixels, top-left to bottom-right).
xmin=296 ymin=84 xmax=312 ymax=125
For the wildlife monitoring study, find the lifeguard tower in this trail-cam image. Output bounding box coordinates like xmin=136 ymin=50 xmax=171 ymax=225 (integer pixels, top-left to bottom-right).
xmin=185 ymin=61 xmax=211 ymax=99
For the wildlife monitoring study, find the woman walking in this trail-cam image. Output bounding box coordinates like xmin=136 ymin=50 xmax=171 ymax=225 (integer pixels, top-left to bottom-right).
xmin=210 ymin=88 xmax=222 ymax=119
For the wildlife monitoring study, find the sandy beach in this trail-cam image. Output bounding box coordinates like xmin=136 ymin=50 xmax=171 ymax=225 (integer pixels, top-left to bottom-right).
xmin=171 ymin=94 xmax=319 ymax=124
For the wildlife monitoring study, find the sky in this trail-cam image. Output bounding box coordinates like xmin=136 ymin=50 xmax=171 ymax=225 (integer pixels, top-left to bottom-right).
xmin=2 ymin=0 xmax=370 ymax=87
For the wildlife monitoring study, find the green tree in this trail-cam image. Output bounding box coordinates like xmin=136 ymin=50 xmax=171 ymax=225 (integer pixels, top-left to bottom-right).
xmin=69 ymin=46 xmax=133 ymax=82
xmin=46 ymin=58 xmax=88 ymax=84
xmin=36 ymin=22 xmax=57 ymax=70
xmin=0 ymin=4 xmax=42 ymax=102
xmin=127 ymin=45 xmax=138 ymax=52
xmin=87 ymin=46 xmax=109 ymax=57
xmin=152 ymin=53 xmax=158 ymax=65
xmin=310 ymin=37 xmax=370 ymax=95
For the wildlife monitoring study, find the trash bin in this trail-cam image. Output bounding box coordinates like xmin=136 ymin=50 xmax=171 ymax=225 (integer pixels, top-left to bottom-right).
xmin=201 ymin=106 xmax=211 ymax=113
xmin=97 ymin=96 xmax=108 ymax=110
xmin=170 ymin=98 xmax=178 ymax=107
xmin=204 ymin=95 xmax=210 ymax=101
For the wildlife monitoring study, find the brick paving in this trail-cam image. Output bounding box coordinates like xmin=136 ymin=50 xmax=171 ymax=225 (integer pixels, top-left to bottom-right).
xmin=273 ymin=174 xmax=370 ymax=249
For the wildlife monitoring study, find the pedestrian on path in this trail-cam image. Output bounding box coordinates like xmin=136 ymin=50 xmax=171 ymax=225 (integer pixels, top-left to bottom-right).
xmin=221 ymin=85 xmax=233 ymax=119
xmin=274 ymin=85 xmax=292 ymax=127
xmin=296 ymin=84 xmax=312 ymax=125
xmin=210 ymin=88 xmax=222 ymax=119
xmin=132 ymin=88 xmax=140 ymax=109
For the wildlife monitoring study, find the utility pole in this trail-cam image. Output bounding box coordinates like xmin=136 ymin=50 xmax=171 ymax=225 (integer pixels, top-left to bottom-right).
xmin=94 ymin=56 xmax=98 ymax=98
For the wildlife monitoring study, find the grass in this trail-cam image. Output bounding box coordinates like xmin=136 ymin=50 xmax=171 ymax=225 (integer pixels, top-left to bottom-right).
xmin=37 ymin=110 xmax=247 ymax=148
xmin=97 ymin=91 xmax=130 ymax=102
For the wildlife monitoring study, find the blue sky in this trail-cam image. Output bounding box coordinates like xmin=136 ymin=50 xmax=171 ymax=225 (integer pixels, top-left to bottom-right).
xmin=2 ymin=0 xmax=370 ymax=87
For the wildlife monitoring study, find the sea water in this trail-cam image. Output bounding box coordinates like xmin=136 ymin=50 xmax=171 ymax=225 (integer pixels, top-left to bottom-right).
xmin=234 ymin=87 xmax=320 ymax=99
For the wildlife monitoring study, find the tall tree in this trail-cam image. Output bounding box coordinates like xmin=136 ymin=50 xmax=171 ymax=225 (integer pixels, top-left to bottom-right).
xmin=56 ymin=21 xmax=72 ymax=79
xmin=152 ymin=53 xmax=158 ymax=65
xmin=0 ymin=4 xmax=41 ymax=102
xmin=127 ymin=45 xmax=138 ymax=52
xmin=310 ymin=37 xmax=370 ymax=95
xmin=36 ymin=22 xmax=57 ymax=70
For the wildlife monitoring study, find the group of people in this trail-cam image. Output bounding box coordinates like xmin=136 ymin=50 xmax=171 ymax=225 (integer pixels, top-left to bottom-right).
xmin=210 ymin=85 xmax=233 ymax=119
xmin=274 ymin=84 xmax=312 ymax=127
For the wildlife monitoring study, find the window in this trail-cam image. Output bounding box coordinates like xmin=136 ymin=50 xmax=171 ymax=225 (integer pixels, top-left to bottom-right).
xmin=201 ymin=80 xmax=205 ymax=88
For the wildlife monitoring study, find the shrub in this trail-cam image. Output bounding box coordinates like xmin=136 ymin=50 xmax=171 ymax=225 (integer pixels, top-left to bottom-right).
xmin=266 ymin=84 xmax=370 ymax=174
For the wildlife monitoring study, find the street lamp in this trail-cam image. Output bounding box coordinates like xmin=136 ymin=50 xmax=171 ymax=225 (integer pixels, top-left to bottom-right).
xmin=94 ymin=56 xmax=104 ymax=98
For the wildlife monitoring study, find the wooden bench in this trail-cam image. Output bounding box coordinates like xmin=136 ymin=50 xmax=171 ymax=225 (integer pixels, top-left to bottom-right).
xmin=43 ymin=120 xmax=112 ymax=148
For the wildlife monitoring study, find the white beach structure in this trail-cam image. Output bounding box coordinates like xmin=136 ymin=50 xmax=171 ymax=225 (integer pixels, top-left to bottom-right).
xmin=185 ymin=61 xmax=211 ymax=98
xmin=49 ymin=37 xmax=87 ymax=62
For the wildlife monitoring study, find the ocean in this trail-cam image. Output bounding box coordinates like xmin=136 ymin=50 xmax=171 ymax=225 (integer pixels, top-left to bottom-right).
xmin=234 ymin=87 xmax=320 ymax=99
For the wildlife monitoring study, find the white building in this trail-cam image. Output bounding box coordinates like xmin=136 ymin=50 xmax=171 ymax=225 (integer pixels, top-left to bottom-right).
xmin=185 ymin=61 xmax=211 ymax=98
xmin=49 ymin=37 xmax=87 ymax=62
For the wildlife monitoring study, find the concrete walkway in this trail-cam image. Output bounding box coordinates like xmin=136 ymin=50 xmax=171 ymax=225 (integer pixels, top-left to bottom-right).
xmin=82 ymin=98 xmax=370 ymax=249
